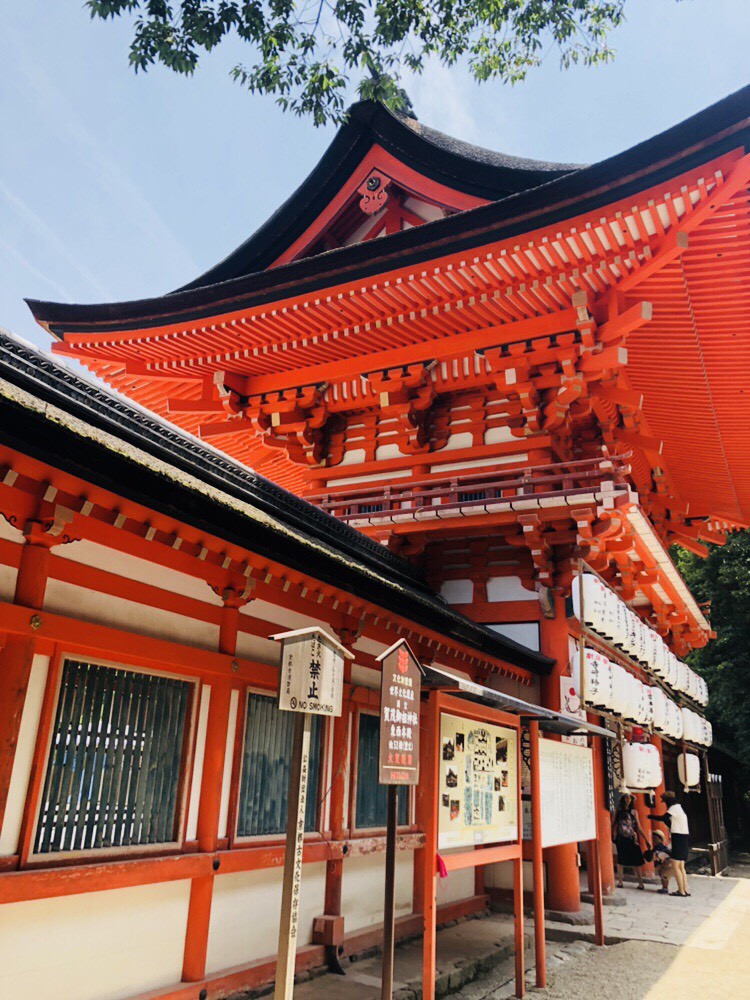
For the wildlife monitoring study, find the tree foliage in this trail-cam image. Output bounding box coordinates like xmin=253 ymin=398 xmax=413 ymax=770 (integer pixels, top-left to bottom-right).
xmin=87 ymin=0 xmax=633 ymax=125
xmin=674 ymin=532 xmax=750 ymax=784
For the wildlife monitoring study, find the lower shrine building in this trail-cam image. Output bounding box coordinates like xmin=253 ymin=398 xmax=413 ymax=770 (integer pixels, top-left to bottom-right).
xmin=0 ymin=83 xmax=746 ymax=1000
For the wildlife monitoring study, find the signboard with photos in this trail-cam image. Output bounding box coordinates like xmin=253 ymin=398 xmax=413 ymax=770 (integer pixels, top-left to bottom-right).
xmin=377 ymin=639 xmax=423 ymax=786
xmin=273 ymin=627 xmax=352 ymax=716
xmin=438 ymin=712 xmax=518 ymax=850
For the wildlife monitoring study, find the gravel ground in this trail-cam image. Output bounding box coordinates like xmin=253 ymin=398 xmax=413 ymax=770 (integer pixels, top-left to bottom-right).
xmin=530 ymin=940 xmax=677 ymax=1000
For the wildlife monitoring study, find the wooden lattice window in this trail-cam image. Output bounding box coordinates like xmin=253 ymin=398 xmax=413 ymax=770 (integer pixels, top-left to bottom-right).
xmin=34 ymin=659 xmax=192 ymax=855
xmin=236 ymin=692 xmax=322 ymax=838
xmin=355 ymin=713 xmax=408 ymax=829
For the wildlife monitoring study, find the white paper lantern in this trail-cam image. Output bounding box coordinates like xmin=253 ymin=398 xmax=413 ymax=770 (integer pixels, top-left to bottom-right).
xmin=573 ymin=575 xmax=609 ymax=634
xmin=682 ymin=707 xmax=698 ymax=743
xmin=584 ymin=649 xmax=613 ymax=710
xmin=678 ymin=752 xmax=701 ymax=788
xmin=704 ymin=719 xmax=713 ymax=746
xmin=610 ymin=662 xmax=628 ymax=718
xmin=623 ymin=742 xmax=663 ymax=790
xmin=638 ymin=682 xmax=653 ymax=727
xmin=651 ymin=686 xmax=668 ymax=733
xmin=652 ymin=637 xmax=668 ymax=680
xmin=635 ymin=619 xmax=651 ymax=665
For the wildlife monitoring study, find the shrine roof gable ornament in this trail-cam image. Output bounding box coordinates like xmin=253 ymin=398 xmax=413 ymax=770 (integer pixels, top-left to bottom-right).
xmin=176 ymin=100 xmax=583 ymax=290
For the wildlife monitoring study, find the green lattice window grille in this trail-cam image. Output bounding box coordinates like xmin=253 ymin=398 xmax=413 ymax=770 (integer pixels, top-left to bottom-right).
xmin=355 ymin=712 xmax=408 ymax=829
xmin=236 ymin=692 xmax=322 ymax=838
xmin=34 ymin=660 xmax=192 ymax=854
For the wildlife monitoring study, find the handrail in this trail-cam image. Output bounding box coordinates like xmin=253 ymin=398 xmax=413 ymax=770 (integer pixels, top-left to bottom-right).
xmin=308 ymin=454 xmax=632 ymax=523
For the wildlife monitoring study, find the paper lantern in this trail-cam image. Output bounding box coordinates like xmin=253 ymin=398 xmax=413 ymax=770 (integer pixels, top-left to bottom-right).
xmin=635 ymin=619 xmax=651 ymax=666
xmin=651 ymin=637 xmax=668 ymax=680
xmin=678 ymin=752 xmax=701 ymax=788
xmin=623 ymin=742 xmax=663 ymax=790
xmin=638 ymin=682 xmax=653 ymax=727
xmin=583 ymin=649 xmax=612 ymax=710
xmin=573 ymin=575 xmax=609 ymax=634
xmin=682 ymin=707 xmax=699 ymax=743
xmin=651 ymin=686 xmax=668 ymax=733
xmin=610 ymin=663 xmax=629 ymax=718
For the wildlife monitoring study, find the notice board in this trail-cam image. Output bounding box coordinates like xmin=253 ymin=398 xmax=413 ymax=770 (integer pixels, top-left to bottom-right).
xmin=538 ymin=739 xmax=596 ymax=848
xmin=438 ymin=712 xmax=518 ymax=849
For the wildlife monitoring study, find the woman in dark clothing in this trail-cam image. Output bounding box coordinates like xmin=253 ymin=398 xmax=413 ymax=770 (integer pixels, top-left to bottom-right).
xmin=612 ymin=793 xmax=650 ymax=889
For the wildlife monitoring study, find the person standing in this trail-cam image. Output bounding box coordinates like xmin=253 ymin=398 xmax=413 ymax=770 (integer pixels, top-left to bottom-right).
xmin=612 ymin=793 xmax=649 ymax=889
xmin=649 ymin=791 xmax=690 ymax=897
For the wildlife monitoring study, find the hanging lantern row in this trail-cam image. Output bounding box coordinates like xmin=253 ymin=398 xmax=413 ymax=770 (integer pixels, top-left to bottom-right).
xmin=573 ymin=574 xmax=708 ymax=706
xmin=582 ymin=649 xmax=713 ymax=746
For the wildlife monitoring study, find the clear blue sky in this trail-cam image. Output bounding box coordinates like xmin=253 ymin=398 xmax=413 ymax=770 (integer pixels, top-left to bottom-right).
xmin=2 ymin=1 xmax=748 ymax=351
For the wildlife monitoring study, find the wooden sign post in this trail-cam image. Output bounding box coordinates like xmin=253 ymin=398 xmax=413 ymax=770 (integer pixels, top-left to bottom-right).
xmin=376 ymin=639 xmax=423 ymax=1000
xmin=272 ymin=628 xmax=353 ymax=1000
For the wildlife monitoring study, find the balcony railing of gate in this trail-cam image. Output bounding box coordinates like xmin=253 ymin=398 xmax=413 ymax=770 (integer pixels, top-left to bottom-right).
xmin=307 ymin=455 xmax=633 ymax=527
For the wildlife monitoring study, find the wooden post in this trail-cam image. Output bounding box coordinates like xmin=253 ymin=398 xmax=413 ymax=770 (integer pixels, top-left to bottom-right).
xmin=274 ymin=712 xmax=313 ymax=1000
xmin=513 ymin=855 xmax=525 ymax=999
xmin=420 ymin=691 xmax=439 ymax=1000
xmin=528 ymin=721 xmax=546 ymax=988
xmin=381 ymin=785 xmax=398 ymax=1000
xmin=589 ymin=834 xmax=604 ymax=947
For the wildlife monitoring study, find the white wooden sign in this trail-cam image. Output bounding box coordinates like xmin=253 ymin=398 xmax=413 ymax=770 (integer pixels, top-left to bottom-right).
xmin=273 ymin=627 xmax=351 ymax=717
xmin=538 ymin=739 xmax=596 ymax=848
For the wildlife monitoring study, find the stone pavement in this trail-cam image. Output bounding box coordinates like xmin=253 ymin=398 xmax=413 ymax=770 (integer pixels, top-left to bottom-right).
xmin=261 ymin=866 xmax=744 ymax=1000
xmin=643 ymin=876 xmax=750 ymax=999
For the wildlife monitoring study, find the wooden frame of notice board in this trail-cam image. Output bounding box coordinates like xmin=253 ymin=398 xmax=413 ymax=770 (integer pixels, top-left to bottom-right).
xmin=419 ymin=691 xmax=525 ymax=1000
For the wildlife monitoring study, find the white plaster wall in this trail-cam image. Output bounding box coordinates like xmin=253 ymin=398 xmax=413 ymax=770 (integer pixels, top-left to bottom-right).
xmin=486 ymin=576 xmax=537 ymax=602
xmin=340 ymin=448 xmax=367 ymax=466
xmin=205 ymin=862 xmax=326 ymax=973
xmin=43 ymin=579 xmax=220 ymax=649
xmin=53 ymin=540 xmax=223 ymax=604
xmin=444 ymin=432 xmax=473 ymax=451
xmin=0 ymin=653 xmax=49 ymax=855
xmin=0 ymin=880 xmax=190 ymax=1000
xmin=484 ymin=426 xmax=515 ymax=445
xmin=440 ymin=579 xmax=473 ymax=605
xmin=488 ymin=623 xmax=540 ymax=652
xmin=484 ymin=860 xmax=535 ymax=892
xmin=0 ymin=561 xmax=18 ymax=602
xmin=435 ymin=850 xmax=475 ymax=905
xmin=341 ymin=852 xmax=414 ymax=933
xmin=242 ymin=599 xmax=324 ymax=632
xmin=235 ymin=629 xmax=281 ymax=665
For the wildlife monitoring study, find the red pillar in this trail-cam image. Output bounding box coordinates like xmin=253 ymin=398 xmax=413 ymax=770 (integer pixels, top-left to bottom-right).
xmin=0 ymin=531 xmax=53 ymax=830
xmin=182 ymin=599 xmax=237 ymax=982
xmin=539 ymin=595 xmax=581 ymax=913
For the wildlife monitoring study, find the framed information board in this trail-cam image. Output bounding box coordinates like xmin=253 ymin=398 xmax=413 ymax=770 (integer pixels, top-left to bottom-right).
xmin=438 ymin=712 xmax=518 ymax=849
xmin=538 ymin=739 xmax=596 ymax=848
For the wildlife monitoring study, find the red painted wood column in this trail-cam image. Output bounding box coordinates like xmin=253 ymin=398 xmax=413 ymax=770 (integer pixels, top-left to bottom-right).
xmin=649 ymin=733 xmax=667 ymax=847
xmin=322 ymin=660 xmax=352 ymax=932
xmin=0 ymin=520 xmax=55 ymax=831
xmin=181 ymin=593 xmax=239 ymax=982
xmin=539 ymin=595 xmax=580 ymax=913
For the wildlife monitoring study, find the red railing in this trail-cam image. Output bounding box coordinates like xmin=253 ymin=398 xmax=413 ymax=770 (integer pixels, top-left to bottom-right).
xmin=308 ymin=455 xmax=632 ymax=524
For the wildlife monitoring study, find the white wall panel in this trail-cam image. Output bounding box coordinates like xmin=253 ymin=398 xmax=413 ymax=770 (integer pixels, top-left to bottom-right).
xmin=486 ymin=576 xmax=537 ymax=602
xmin=440 ymin=579 xmax=473 ymax=605
xmin=53 ymin=540 xmax=223 ymax=604
xmin=0 ymin=881 xmax=190 ymax=1000
xmin=341 ymin=852 xmax=413 ymax=933
xmin=205 ymin=862 xmax=326 ymax=973
xmin=488 ymin=622 xmax=540 ymax=652
xmin=185 ymin=685 xmax=211 ymax=842
xmin=43 ymin=580 xmax=219 ymax=649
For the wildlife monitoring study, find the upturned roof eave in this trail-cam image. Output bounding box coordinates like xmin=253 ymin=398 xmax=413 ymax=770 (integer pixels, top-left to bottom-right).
xmin=26 ymin=84 xmax=750 ymax=337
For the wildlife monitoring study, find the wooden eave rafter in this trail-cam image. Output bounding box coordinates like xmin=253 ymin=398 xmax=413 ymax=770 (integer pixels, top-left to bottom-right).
xmin=0 ymin=447 xmax=538 ymax=684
